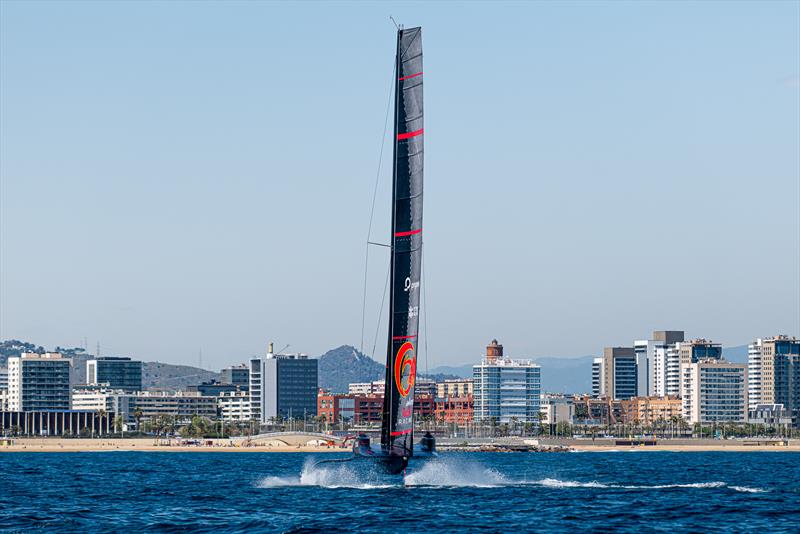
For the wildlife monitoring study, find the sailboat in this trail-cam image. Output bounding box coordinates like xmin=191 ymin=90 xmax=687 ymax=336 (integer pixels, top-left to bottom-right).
xmin=319 ymin=25 xmax=436 ymax=475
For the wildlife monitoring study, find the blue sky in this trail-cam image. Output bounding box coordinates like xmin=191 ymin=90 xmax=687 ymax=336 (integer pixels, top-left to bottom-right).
xmin=1 ymin=1 xmax=798 ymax=368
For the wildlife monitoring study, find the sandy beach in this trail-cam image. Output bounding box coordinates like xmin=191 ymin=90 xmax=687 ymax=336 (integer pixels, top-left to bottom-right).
xmin=2 ymin=437 xmax=799 ymax=453
xmin=0 ymin=438 xmax=347 ymax=453
xmin=568 ymin=443 xmax=800 ymax=452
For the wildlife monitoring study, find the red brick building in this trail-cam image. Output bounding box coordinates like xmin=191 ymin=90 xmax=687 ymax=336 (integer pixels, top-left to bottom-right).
xmin=435 ymin=395 xmax=474 ymax=425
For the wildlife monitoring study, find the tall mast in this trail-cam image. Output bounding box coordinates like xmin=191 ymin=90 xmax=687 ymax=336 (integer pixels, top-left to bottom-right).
xmin=380 ymin=26 xmax=424 ymax=457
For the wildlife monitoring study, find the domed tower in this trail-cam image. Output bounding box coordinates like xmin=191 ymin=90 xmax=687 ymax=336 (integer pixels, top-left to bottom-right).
xmin=486 ymin=339 xmax=504 ymax=362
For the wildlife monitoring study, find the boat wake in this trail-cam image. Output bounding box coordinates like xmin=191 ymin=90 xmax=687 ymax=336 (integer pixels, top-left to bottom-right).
xmin=256 ymin=458 xmax=767 ymax=493
xmin=403 ymin=458 xmax=509 ymax=487
xmin=532 ymin=479 xmax=765 ymax=492
xmin=257 ymin=459 xmax=394 ymax=490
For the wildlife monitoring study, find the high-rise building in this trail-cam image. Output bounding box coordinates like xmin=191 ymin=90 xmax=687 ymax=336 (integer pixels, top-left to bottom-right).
xmin=681 ymin=359 xmax=747 ymax=424
xmin=748 ymin=335 xmax=800 ymax=427
xmin=473 ymin=340 xmax=541 ymax=423
xmin=8 ymin=353 xmax=72 ymax=412
xmin=87 ymin=357 xmax=143 ymax=392
xmin=0 ymin=368 xmax=8 ymax=392
xmin=220 ymin=364 xmax=250 ymax=391
xmin=591 ymin=358 xmax=603 ymax=397
xmin=601 ymin=347 xmax=637 ymax=400
xmin=635 ymin=331 xmax=685 ymax=397
xmin=249 ymin=344 xmax=318 ymax=423
xmin=665 ymin=343 xmax=682 ymax=396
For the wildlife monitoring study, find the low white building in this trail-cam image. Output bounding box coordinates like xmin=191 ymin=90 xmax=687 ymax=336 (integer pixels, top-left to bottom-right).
xmin=348 ymin=380 xmax=385 ymax=396
xmin=540 ymin=394 xmax=574 ymax=425
xmin=71 ymin=387 xmax=129 ymax=414
xmin=749 ymin=404 xmax=792 ymax=427
xmin=218 ymin=391 xmax=252 ymax=422
xmin=681 ymin=359 xmax=747 ymax=424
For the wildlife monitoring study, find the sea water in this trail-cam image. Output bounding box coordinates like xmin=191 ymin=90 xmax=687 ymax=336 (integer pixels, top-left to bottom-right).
xmin=1 ymin=451 xmax=798 ymax=532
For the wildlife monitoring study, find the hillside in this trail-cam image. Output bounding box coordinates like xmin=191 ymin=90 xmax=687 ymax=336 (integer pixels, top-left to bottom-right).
xmin=142 ymin=362 xmax=220 ymax=390
xmin=317 ymin=345 xmax=384 ymax=393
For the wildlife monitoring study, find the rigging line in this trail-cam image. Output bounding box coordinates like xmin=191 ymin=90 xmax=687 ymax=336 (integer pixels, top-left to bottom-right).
xmin=422 ymin=240 xmax=429 ymax=377
xmin=360 ymin=60 xmax=397 ymax=355
xmin=370 ymin=261 xmax=392 ymax=362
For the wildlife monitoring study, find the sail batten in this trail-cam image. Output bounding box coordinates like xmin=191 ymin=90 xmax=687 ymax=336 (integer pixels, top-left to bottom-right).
xmin=381 ymin=27 xmax=424 ymax=457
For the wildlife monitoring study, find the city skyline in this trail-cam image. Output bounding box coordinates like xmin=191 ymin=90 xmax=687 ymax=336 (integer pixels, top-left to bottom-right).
xmin=2 ymin=2 xmax=798 ymax=369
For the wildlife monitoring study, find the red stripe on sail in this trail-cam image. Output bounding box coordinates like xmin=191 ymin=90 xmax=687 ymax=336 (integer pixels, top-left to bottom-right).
xmin=392 ymin=335 xmax=418 ymax=340
xmin=394 ymin=228 xmax=422 ymax=237
xmin=397 ymin=128 xmax=423 ymax=140
xmin=391 ymin=429 xmax=413 ymax=436
xmin=399 ymin=71 xmax=423 ymax=81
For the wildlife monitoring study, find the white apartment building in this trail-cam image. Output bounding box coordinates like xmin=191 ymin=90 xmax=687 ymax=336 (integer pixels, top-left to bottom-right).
xmin=8 ymin=353 xmax=72 ymax=412
xmin=748 ymin=339 xmax=763 ymax=412
xmin=540 ymin=394 xmax=574 ymax=425
xmin=665 ymin=344 xmax=682 ymax=397
xmin=473 ymin=351 xmax=541 ymax=424
xmin=218 ymin=391 xmax=252 ymax=422
xmin=348 ymin=381 xmax=386 ymax=396
xmin=635 ymin=331 xmax=685 ymax=397
xmin=681 ymin=359 xmax=747 ymax=424
xmin=436 ymin=379 xmax=473 ymax=398
xmin=71 ymin=387 xmax=129 ymax=414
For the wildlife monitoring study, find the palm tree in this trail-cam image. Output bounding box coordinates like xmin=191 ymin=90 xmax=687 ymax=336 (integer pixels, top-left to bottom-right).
xmin=113 ymin=416 xmax=124 ymax=436
xmin=133 ymin=408 xmax=144 ymax=433
xmin=97 ymin=409 xmax=107 ymax=436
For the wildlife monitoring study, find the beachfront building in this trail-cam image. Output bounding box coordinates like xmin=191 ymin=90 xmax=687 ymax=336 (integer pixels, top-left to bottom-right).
xmin=635 ymin=330 xmax=685 ymax=397
xmin=126 ymin=391 xmax=218 ymax=424
xmin=217 ymin=391 xmax=252 ymax=422
xmin=7 ymin=353 xmax=71 ymax=412
xmin=747 ymin=335 xmax=800 ymax=427
xmin=748 ymin=404 xmax=793 ymax=428
xmin=473 ymin=339 xmax=541 ymax=423
xmin=619 ymin=396 xmax=682 ymax=425
xmin=71 ymin=387 xmax=131 ymax=415
xmin=0 ymin=368 xmax=7 ymax=391
xmin=540 ymin=394 xmax=574 ymax=425
xmin=591 ymin=358 xmax=603 ymax=397
xmin=249 ymin=344 xmax=318 ymax=423
xmin=348 ymin=380 xmax=385 ymax=396
xmin=601 ymin=347 xmax=638 ymax=400
xmin=681 ymin=359 xmax=747 ymax=424
xmin=0 ymin=410 xmax=113 ymax=436
xmin=317 ymin=393 xmax=357 ymax=424
xmin=435 ymin=394 xmax=473 ymax=425
xmin=220 ymin=364 xmax=250 ymax=391
xmin=86 ymin=357 xmax=143 ymax=392
xmin=436 ymin=379 xmax=473 ymax=398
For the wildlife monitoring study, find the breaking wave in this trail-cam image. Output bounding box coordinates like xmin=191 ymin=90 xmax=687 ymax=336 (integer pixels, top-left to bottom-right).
xmin=257 ymin=459 xmax=394 ymax=489
xmin=403 ymin=458 xmax=509 ymax=487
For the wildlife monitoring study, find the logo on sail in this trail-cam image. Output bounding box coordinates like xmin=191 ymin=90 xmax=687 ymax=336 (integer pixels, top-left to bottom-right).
xmin=393 ymin=341 xmax=417 ymax=397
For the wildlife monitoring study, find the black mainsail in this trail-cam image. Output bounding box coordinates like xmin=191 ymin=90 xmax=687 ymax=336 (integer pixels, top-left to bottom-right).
xmin=380 ymin=26 xmax=424 ymax=460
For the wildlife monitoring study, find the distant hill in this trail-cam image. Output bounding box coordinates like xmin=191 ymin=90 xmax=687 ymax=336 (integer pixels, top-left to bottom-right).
xmin=142 ymin=362 xmax=220 ymax=390
xmin=318 ymin=345 xmax=384 ymax=393
xmin=317 ymin=345 xmax=458 ymax=393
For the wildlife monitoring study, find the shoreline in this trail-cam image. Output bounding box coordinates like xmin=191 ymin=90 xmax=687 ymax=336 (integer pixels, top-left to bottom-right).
xmin=1 ymin=437 xmax=799 ymax=453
